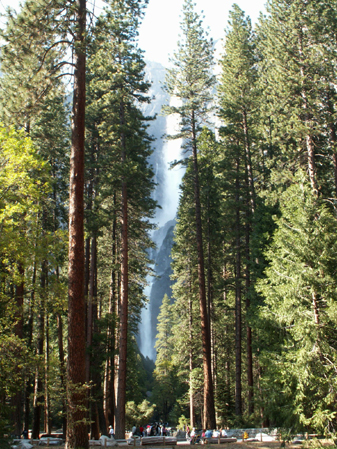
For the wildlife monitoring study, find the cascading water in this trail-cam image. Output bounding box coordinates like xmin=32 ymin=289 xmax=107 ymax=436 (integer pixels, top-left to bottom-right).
xmin=139 ymin=274 xmax=155 ymax=359
xmin=138 ymin=61 xmax=184 ymax=360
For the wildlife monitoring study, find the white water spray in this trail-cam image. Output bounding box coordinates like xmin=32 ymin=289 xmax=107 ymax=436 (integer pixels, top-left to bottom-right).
xmin=139 ymin=85 xmax=184 ymax=360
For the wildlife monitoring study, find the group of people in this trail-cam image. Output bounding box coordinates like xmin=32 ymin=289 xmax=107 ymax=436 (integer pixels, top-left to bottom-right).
xmin=109 ymin=423 xmax=170 ymax=439
xmin=129 ymin=423 xmax=169 ymax=438
xmin=186 ymin=426 xmax=228 ymax=443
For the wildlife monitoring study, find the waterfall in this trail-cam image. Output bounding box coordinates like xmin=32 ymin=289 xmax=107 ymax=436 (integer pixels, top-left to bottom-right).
xmin=138 ymin=62 xmax=184 ymax=360
xmin=139 ymin=274 xmax=156 ymax=360
xmin=156 ymin=99 xmax=183 ymax=229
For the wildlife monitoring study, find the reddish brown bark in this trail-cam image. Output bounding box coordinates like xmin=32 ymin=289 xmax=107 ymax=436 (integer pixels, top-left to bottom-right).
xmin=104 ymin=201 xmax=117 ymax=428
xmin=12 ymin=264 xmax=24 ymax=436
xmin=115 ymin=180 xmax=128 ymax=438
xmin=243 ymin=107 xmax=255 ymax=415
xmin=191 ymin=110 xmax=215 ymax=430
xmin=66 ymin=0 xmax=88 ymax=446
xmin=235 ymin=158 xmax=242 ymax=417
xmin=244 ymin=170 xmax=254 ymax=415
xmin=32 ymin=260 xmax=47 ymax=439
xmin=188 ymin=283 xmax=195 ymax=428
xmin=115 ymin=100 xmax=128 ymax=439
xmin=44 ymin=314 xmax=50 ymax=434
xmin=57 ymin=311 xmax=67 ymax=439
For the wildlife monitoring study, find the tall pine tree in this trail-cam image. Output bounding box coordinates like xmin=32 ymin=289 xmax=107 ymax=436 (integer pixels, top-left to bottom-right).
xmin=163 ymin=0 xmax=216 ymax=429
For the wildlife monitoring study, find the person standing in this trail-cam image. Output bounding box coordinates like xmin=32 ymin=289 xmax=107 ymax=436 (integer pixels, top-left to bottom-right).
xmin=109 ymin=425 xmax=114 ymax=438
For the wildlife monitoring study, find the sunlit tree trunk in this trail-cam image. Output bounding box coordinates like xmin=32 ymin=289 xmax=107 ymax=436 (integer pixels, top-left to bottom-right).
xmin=66 ymin=0 xmax=88 ymax=446
xmin=191 ymin=111 xmax=215 ymax=429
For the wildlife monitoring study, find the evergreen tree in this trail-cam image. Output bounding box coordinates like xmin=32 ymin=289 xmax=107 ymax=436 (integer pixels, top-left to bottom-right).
xmin=152 ymin=295 xmax=179 ymax=423
xmin=0 ymin=125 xmax=52 ymax=436
xmin=85 ymin=0 xmax=155 ymax=437
xmin=163 ymin=0 xmax=216 ymax=429
xmin=257 ymin=171 xmax=337 ymax=431
xmin=256 ymin=0 xmax=337 ymax=195
xmin=218 ymin=4 xmax=260 ymax=417
xmin=0 ymin=1 xmax=88 ymax=445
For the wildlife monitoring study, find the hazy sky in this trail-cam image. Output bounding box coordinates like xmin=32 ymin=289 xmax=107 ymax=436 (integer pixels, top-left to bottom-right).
xmin=137 ymin=0 xmax=267 ymax=66
xmin=0 ymin=0 xmax=268 ymax=66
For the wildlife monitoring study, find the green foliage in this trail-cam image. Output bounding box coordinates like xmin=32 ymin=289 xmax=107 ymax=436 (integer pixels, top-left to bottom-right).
xmin=0 ymin=0 xmax=69 ymax=128
xmin=126 ymin=338 xmax=150 ymax=404
xmin=0 ymin=438 xmax=11 ymax=449
xmin=152 ymin=295 xmax=184 ymax=423
xmin=177 ymin=415 xmax=189 ymax=430
xmin=125 ymin=400 xmax=155 ymax=429
xmin=0 ymin=124 xmax=51 ymax=290
xmin=2 ymin=0 xmax=337 ymax=436
xmin=219 ymin=4 xmax=257 ymax=130
xmin=257 ymin=171 xmax=337 ymax=431
xmin=0 ymin=335 xmax=30 ymax=434
xmin=256 ymin=0 xmax=337 ymax=195
xmin=84 ymin=1 xmax=158 ymax=433
xmin=162 ymin=0 xmax=215 ymax=149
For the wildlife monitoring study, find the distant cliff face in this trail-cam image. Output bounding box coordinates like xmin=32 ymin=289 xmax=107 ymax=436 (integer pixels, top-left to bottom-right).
xmin=149 ymin=219 xmax=176 ymax=346
xmin=138 ymin=61 xmax=183 ymax=360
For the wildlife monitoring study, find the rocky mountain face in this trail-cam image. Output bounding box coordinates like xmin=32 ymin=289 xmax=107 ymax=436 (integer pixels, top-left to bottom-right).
xmin=149 ymin=219 xmax=176 ymax=342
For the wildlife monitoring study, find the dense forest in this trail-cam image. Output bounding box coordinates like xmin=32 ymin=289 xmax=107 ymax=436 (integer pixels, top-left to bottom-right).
xmin=1 ymin=0 xmax=337 ymax=447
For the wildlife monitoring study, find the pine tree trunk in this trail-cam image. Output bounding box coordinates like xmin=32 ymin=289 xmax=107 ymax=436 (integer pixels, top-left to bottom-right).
xmin=298 ymin=31 xmax=318 ymax=194
xmin=66 ymin=0 xmax=88 ymax=446
xmin=188 ymin=290 xmax=194 ymax=428
xmin=85 ymin=238 xmax=91 ymax=298
xmin=235 ymin=158 xmax=242 ymax=417
xmin=191 ymin=111 xmax=215 ymax=429
xmin=242 ymin=110 xmax=255 ymax=415
xmin=115 ymin=102 xmax=128 ymax=439
xmin=244 ymin=181 xmax=253 ymax=416
xmin=13 ymin=264 xmax=24 ymax=437
xmin=89 ymin=236 xmax=101 ymax=440
xmin=115 ymin=181 xmax=128 ymax=439
xmin=33 ymin=260 xmax=47 ymax=439
xmin=312 ymin=291 xmax=320 ymax=326
xmin=44 ymin=313 xmax=50 ymax=434
xmin=57 ymin=310 xmax=67 ymax=439
xmin=306 ymin=134 xmax=317 ymax=193
xmin=105 ymin=204 xmax=117 ymax=428
xmin=223 ymin=263 xmax=232 ymax=411
xmin=242 ymin=109 xmax=255 ymax=212
xmin=326 ymin=95 xmax=337 ymax=194
xmin=25 ymin=261 xmax=37 ymax=433
xmin=86 ymin=237 xmax=96 ymax=386
xmin=32 ymin=369 xmax=42 ymax=439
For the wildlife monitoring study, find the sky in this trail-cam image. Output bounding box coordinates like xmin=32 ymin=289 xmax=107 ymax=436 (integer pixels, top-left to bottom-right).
xmin=0 ymin=0 xmax=267 ymax=67
xmin=137 ymin=0 xmax=268 ymax=66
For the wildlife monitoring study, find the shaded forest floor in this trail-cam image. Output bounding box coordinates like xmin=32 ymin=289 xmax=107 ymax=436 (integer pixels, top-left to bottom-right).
xmin=173 ymin=442 xmax=336 ymax=449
